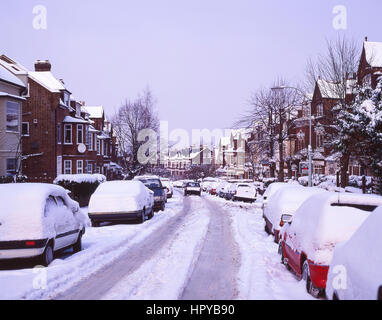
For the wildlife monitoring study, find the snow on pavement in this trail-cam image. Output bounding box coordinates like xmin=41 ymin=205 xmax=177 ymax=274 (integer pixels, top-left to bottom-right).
xmin=101 ymin=196 xmax=210 ymax=300
xmin=205 ymin=195 xmax=314 ymax=300
xmin=0 ymin=193 xmax=184 ymax=300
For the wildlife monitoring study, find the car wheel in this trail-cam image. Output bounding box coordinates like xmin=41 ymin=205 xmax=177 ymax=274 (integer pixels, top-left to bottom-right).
xmin=302 ymin=261 xmax=320 ymax=298
xmin=73 ymin=233 xmax=82 ymax=253
xmin=91 ymin=220 xmax=100 ymax=228
xmin=41 ymin=243 xmax=54 ymax=267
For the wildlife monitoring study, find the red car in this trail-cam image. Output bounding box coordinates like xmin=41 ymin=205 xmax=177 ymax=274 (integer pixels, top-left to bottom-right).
xmin=279 ymin=192 xmax=382 ymax=298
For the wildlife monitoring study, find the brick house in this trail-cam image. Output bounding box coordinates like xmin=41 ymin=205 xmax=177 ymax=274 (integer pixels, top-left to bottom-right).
xmin=0 ymin=63 xmax=26 ymax=177
xmin=0 ymin=55 xmax=119 ymax=182
xmin=358 ymin=38 xmax=382 ymax=88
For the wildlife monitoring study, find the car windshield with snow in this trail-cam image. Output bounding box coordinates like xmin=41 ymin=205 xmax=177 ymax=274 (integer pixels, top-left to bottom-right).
xmin=88 ymin=180 xmax=155 ymax=226
xmin=134 ymin=176 xmax=166 ymax=212
xmin=0 ymin=183 xmax=87 ymax=266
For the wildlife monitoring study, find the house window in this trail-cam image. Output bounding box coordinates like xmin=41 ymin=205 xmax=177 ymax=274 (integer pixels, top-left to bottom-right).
xmin=64 ymin=160 xmax=72 ymax=174
xmin=96 ymin=139 xmax=100 ymax=155
xmin=316 ymin=133 xmax=324 ymax=148
xmin=77 ymin=160 xmax=83 ymax=174
xmin=57 ymin=124 xmax=62 ymax=144
xmin=96 ymin=166 xmax=101 ymax=174
xmin=57 ymin=156 xmax=62 ymax=176
xmin=77 ymin=124 xmax=84 ymax=144
xmin=87 ymin=163 xmax=93 ymax=174
xmin=316 ymin=104 xmax=324 ymax=117
xmin=363 ymin=74 xmax=371 ymax=87
xmin=88 ymin=133 xmax=93 ymax=151
xmin=6 ymin=101 xmax=19 ymax=132
xmin=6 ymin=158 xmax=17 ymax=176
xmin=22 ymin=122 xmax=30 ymax=136
xmin=64 ymin=124 xmax=72 ymax=144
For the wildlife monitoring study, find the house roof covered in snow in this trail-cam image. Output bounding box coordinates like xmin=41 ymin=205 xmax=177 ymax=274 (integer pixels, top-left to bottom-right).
xmin=0 ymin=64 xmax=25 ymax=88
xmin=29 ymin=71 xmax=68 ymax=93
xmin=83 ymin=106 xmax=104 ymax=119
xmin=62 ymin=116 xmax=89 ymax=124
xmin=364 ymin=41 xmax=382 ymax=68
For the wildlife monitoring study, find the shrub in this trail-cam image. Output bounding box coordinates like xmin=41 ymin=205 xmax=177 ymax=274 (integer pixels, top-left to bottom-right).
xmin=54 ymin=174 xmax=106 ymax=207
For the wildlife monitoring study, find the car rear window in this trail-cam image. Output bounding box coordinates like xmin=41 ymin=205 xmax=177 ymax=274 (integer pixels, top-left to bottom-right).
xmin=238 ymin=185 xmax=250 ymax=188
xmin=331 ymin=203 xmax=377 ymax=212
xmin=139 ymin=179 xmax=162 ymax=188
xmin=187 ymin=182 xmax=200 ymax=187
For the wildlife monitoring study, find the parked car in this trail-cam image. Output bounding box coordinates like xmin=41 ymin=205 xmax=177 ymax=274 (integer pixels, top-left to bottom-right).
xmin=161 ymin=179 xmax=174 ymax=200
xmin=134 ymin=176 xmax=166 ymax=211
xmin=216 ymin=181 xmax=230 ymax=198
xmin=264 ymin=186 xmax=326 ymax=242
xmin=261 ymin=182 xmax=297 ymax=211
xmin=279 ymin=192 xmax=382 ymax=297
xmin=182 ymin=180 xmax=194 ymax=189
xmin=326 ymin=205 xmax=382 ymax=300
xmin=184 ymin=182 xmax=202 ymax=196
xmin=0 ymin=183 xmax=87 ymax=266
xmin=233 ymin=183 xmax=257 ymax=203
xmin=207 ymin=181 xmax=220 ymax=195
xmin=173 ymin=180 xmax=183 ymax=189
xmin=89 ymin=180 xmax=154 ymax=226
xmin=225 ymin=183 xmax=238 ymax=200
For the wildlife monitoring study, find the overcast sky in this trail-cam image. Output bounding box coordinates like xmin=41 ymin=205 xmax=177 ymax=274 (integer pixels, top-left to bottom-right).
xmin=1 ymin=0 xmax=382 ymax=134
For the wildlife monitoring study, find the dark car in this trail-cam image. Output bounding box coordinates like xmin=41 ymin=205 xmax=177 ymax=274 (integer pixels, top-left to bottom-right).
xmin=184 ymin=182 xmax=201 ymax=196
xmin=134 ymin=176 xmax=167 ymax=211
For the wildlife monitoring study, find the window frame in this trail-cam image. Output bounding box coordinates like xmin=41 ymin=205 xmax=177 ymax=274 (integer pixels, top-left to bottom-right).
xmin=64 ymin=160 xmax=72 ymax=174
xmin=77 ymin=124 xmax=84 ymax=144
xmin=22 ymin=122 xmax=30 ymax=136
xmin=64 ymin=124 xmax=72 ymax=145
xmin=77 ymin=160 xmax=83 ymax=174
xmin=6 ymin=101 xmax=19 ymax=133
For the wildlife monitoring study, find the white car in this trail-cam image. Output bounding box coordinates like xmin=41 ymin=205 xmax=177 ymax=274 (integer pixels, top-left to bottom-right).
xmin=0 ymin=183 xmax=87 ymax=266
xmin=89 ymin=181 xmax=154 ymax=227
xmin=326 ymin=205 xmax=382 ymax=300
xmin=233 ymin=183 xmax=257 ymax=203
xmin=161 ymin=179 xmax=174 ymax=199
xmin=264 ymin=186 xmax=326 ymax=242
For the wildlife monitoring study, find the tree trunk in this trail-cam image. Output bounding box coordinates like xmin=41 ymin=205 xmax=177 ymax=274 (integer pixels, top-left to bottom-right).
xmin=340 ymin=153 xmax=350 ymax=188
xmin=278 ymin=141 xmax=284 ymax=182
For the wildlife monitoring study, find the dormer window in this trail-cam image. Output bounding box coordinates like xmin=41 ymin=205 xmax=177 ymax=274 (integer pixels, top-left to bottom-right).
xmin=316 ymin=104 xmax=324 ymax=117
xmin=63 ymin=92 xmax=70 ymax=107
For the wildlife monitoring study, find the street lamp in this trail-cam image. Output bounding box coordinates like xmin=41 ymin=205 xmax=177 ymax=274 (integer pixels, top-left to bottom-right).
xmin=271 ymin=86 xmax=313 ymax=187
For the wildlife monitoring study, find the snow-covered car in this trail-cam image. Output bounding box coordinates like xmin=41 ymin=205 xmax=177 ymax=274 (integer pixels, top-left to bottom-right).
xmin=261 ymin=182 xmax=296 ymax=211
xmin=161 ymin=179 xmax=174 ymax=199
xmin=89 ymin=181 xmax=154 ymax=226
xmin=225 ymin=183 xmax=238 ymax=200
xmin=326 ymin=205 xmax=382 ymax=300
xmin=0 ymin=183 xmax=87 ymax=266
xmin=207 ymin=181 xmax=220 ymax=195
xmin=216 ymin=181 xmax=230 ymax=198
xmin=134 ymin=176 xmax=166 ymax=211
xmin=233 ymin=183 xmax=257 ymax=203
xmin=264 ymin=186 xmax=327 ymax=243
xmin=184 ymin=182 xmax=201 ymax=196
xmin=173 ymin=181 xmax=183 ymax=189
xmin=279 ymin=192 xmax=382 ymax=297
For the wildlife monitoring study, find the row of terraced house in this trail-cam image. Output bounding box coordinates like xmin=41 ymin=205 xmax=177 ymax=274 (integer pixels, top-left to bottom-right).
xmin=0 ymin=55 xmax=122 ymax=182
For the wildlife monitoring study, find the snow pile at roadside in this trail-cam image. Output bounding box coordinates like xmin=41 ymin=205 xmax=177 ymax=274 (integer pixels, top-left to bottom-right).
xmin=100 ymin=197 xmax=210 ymax=300
xmin=0 ymin=195 xmax=184 ymax=300
xmin=208 ymin=197 xmax=314 ymax=300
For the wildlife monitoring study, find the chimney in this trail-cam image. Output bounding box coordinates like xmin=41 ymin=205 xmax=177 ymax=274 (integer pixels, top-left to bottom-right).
xmin=34 ymin=60 xmax=51 ymax=72
xmin=365 ymin=36 xmax=368 ymax=42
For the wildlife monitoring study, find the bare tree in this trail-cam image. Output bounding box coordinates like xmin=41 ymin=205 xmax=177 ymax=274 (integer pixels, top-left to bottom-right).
xmin=112 ymin=88 xmax=159 ymax=178
xmin=237 ymin=80 xmax=300 ymax=181
xmin=306 ymin=36 xmax=360 ymax=187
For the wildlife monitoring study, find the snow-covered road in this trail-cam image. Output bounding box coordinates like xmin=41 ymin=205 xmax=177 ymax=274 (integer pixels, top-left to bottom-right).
xmin=0 ymin=191 xmax=316 ymax=300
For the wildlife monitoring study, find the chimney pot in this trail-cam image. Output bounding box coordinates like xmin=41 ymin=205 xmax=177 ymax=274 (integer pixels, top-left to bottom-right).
xmin=365 ymin=36 xmax=368 ymax=42
xmin=34 ymin=60 xmax=51 ymax=72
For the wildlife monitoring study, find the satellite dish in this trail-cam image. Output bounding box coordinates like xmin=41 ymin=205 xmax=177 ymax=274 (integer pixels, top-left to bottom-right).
xmin=78 ymin=143 xmax=86 ymax=153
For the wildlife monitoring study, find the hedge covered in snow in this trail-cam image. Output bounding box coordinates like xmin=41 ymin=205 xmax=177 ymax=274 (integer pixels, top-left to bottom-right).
xmin=54 ymin=174 xmax=106 ymax=207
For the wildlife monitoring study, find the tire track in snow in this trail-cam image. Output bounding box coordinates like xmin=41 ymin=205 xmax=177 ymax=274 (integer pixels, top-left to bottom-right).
xmin=180 ymin=196 xmax=241 ymax=300
xmin=100 ymin=196 xmax=210 ymax=300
